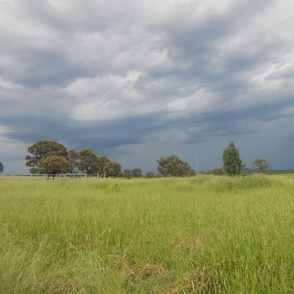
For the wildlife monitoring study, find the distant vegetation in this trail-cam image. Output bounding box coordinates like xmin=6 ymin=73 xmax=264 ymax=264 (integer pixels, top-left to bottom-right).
xmin=252 ymin=158 xmax=270 ymax=172
xmin=24 ymin=140 xmax=197 ymax=178
xmin=222 ymin=141 xmax=245 ymax=176
xmin=1 ymin=174 xmax=294 ymax=292
xmin=25 ymin=140 xmax=130 ymax=178
xmin=7 ymin=139 xmax=272 ymax=177
xmin=157 ymin=155 xmax=195 ymax=177
xmin=210 ymin=167 xmax=226 ymax=175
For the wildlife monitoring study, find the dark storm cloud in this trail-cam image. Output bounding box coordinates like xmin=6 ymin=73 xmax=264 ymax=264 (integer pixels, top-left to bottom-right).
xmin=162 ymin=98 xmax=294 ymax=144
xmin=0 ymin=103 xmax=252 ymax=152
xmin=0 ymin=112 xmax=166 ymax=154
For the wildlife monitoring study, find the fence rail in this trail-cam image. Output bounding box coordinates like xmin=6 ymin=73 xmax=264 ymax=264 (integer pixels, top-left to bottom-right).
xmin=0 ymin=173 xmax=106 ymax=182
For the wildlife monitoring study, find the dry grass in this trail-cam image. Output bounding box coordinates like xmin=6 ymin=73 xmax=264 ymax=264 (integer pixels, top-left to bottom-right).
xmin=122 ymin=262 xmax=167 ymax=277
xmin=177 ymin=236 xmax=205 ymax=251
xmin=168 ymin=265 xmax=221 ymax=294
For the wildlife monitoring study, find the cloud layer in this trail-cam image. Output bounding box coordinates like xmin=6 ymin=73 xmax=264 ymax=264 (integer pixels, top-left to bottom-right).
xmin=1 ymin=0 xmax=294 ymax=173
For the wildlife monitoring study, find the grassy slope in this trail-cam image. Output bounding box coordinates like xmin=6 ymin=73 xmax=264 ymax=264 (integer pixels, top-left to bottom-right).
xmin=0 ymin=174 xmax=294 ymax=293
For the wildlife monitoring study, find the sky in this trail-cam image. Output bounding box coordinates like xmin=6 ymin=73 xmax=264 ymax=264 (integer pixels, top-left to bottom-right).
xmin=0 ymin=0 xmax=294 ymax=174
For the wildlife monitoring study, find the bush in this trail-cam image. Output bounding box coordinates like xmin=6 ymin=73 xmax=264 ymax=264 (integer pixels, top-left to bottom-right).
xmin=146 ymin=171 xmax=155 ymax=178
xmin=210 ymin=167 xmax=226 ymax=175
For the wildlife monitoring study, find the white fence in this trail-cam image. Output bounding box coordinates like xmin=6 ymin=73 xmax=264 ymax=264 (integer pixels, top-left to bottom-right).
xmin=1 ymin=173 xmax=106 ymax=182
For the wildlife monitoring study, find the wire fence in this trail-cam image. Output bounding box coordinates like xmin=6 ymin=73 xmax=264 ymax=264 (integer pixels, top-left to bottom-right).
xmin=0 ymin=173 xmax=106 ymax=182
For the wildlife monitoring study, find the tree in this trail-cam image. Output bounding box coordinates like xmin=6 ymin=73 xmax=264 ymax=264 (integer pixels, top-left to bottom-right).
xmin=0 ymin=161 xmax=3 ymax=174
xmin=222 ymin=142 xmax=245 ymax=176
xmin=157 ymin=155 xmax=195 ymax=177
xmin=38 ymin=155 xmax=70 ymax=176
xmin=97 ymin=156 xmax=111 ymax=172
xmin=252 ymin=158 xmax=270 ymax=172
xmin=210 ymin=167 xmax=226 ymax=175
xmin=146 ymin=171 xmax=155 ymax=178
xmin=78 ymin=148 xmax=99 ymax=175
xmin=131 ymin=168 xmax=142 ymax=178
xmin=104 ymin=161 xmax=121 ymax=177
xmin=123 ymin=169 xmax=131 ymax=177
xmin=25 ymin=140 xmax=68 ymax=174
xmin=68 ymin=149 xmax=80 ymax=174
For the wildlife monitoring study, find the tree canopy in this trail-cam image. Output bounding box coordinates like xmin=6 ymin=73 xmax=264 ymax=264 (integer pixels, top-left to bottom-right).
xmin=252 ymin=158 xmax=270 ymax=172
xmin=104 ymin=161 xmax=121 ymax=177
xmin=157 ymin=155 xmax=195 ymax=177
xmin=123 ymin=169 xmax=131 ymax=177
xmin=222 ymin=142 xmax=245 ymax=176
xmin=0 ymin=161 xmax=3 ymax=174
xmin=78 ymin=148 xmax=99 ymax=175
xmin=131 ymin=168 xmax=142 ymax=178
xmin=96 ymin=156 xmax=111 ymax=172
xmin=38 ymin=155 xmax=70 ymax=176
xmin=68 ymin=149 xmax=80 ymax=174
xmin=25 ymin=140 xmax=68 ymax=174
xmin=146 ymin=171 xmax=155 ymax=178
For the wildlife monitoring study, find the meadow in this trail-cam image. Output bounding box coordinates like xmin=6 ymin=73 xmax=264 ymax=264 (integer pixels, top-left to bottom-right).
xmin=0 ymin=174 xmax=294 ymax=293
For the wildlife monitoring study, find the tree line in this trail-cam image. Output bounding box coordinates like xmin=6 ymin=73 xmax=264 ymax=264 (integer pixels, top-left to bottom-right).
xmin=0 ymin=140 xmax=270 ymax=177
xmin=24 ymin=140 xmax=196 ymax=177
xmin=25 ymin=140 xmax=123 ymax=177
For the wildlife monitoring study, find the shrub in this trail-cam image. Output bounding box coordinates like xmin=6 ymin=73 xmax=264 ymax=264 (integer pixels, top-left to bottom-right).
xmin=210 ymin=167 xmax=226 ymax=175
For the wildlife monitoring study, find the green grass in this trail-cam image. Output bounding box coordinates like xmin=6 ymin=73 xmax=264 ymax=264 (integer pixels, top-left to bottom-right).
xmin=1 ymin=174 xmax=294 ymax=293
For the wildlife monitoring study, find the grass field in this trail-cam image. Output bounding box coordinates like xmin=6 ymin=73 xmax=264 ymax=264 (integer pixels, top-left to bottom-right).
xmin=1 ymin=174 xmax=294 ymax=293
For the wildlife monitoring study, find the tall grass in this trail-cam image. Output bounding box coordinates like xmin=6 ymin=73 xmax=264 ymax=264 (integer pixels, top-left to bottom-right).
xmin=0 ymin=174 xmax=294 ymax=293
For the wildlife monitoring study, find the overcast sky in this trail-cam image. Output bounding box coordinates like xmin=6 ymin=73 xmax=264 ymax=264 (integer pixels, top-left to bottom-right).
xmin=0 ymin=0 xmax=294 ymax=174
